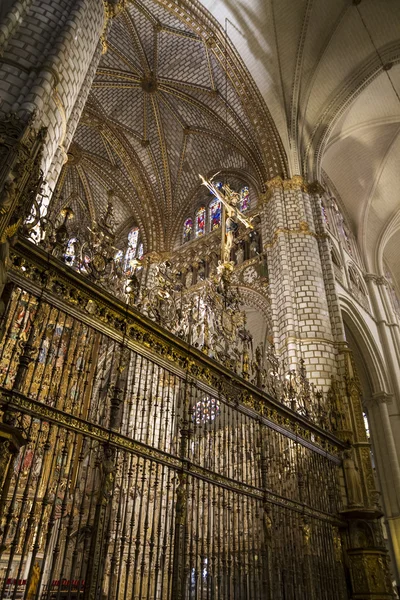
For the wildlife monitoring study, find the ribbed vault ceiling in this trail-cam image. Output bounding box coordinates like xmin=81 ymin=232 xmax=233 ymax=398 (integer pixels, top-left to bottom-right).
xmin=201 ymin=0 xmax=400 ymax=288
xmin=54 ymin=0 xmax=286 ymax=252
xmin=55 ymin=0 xmax=400 ymax=289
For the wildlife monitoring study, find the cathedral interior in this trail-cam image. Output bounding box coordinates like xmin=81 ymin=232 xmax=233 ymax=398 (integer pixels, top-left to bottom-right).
xmin=0 ymin=0 xmax=400 ymax=598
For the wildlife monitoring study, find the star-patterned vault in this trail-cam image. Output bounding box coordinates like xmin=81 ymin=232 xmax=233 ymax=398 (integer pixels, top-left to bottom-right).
xmin=52 ymin=0 xmax=284 ymax=253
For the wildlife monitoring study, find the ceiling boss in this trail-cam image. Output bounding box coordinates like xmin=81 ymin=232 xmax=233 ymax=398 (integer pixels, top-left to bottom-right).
xmin=199 ymin=174 xmax=254 ymax=265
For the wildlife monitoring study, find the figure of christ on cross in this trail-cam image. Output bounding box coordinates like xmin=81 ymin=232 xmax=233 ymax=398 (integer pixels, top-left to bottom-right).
xmin=199 ymin=174 xmax=253 ymax=263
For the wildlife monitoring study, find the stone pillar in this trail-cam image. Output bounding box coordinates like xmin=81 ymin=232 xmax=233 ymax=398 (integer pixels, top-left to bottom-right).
xmin=366 ymin=393 xmax=400 ymax=587
xmin=261 ymin=175 xmax=396 ymax=597
xmin=365 ymin=275 xmax=400 ymax=463
xmin=261 ymin=175 xmax=338 ymax=390
xmin=0 ymin=0 xmax=117 ymax=201
xmin=339 ymin=367 xmax=396 ymax=598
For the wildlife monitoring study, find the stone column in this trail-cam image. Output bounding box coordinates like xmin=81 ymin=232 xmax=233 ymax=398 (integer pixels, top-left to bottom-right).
xmin=0 ymin=0 xmax=127 ymax=221
xmin=366 ymin=393 xmax=400 ymax=586
xmin=261 ymin=176 xmax=396 ymax=597
xmin=365 ymin=274 xmax=400 ymax=463
xmin=261 ymin=176 xmax=338 ymax=390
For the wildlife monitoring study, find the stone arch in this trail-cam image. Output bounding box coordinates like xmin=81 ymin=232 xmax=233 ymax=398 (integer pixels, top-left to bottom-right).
xmin=339 ymin=295 xmax=390 ymax=397
xmin=350 ymin=521 xmax=375 ymax=549
xmin=330 ymin=244 xmax=342 ymax=269
xmin=347 ymin=264 xmax=368 ymax=298
xmin=237 ymin=286 xmax=272 ymax=351
xmin=305 ymin=44 xmax=400 ymax=179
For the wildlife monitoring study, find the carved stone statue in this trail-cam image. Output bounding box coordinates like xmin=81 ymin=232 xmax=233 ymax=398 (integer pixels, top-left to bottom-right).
xmin=0 ymin=179 xmax=17 ymax=216
xmin=235 ymin=243 xmax=244 ymax=265
xmin=197 ymin=260 xmax=206 ymax=281
xmin=249 ymin=230 xmax=260 ymax=257
xmin=301 ymin=519 xmax=312 ymax=555
xmin=262 ymin=506 xmax=272 ymax=543
xmin=343 ymin=448 xmax=364 ymax=507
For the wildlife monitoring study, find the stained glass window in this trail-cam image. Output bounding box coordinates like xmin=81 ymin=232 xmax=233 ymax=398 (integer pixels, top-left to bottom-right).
xmin=363 ymin=412 xmax=370 ymax=440
xmin=183 ymin=217 xmax=193 ymax=243
xmin=209 ymin=197 xmax=221 ymax=230
xmin=195 ymin=206 xmax=206 ymax=237
xmin=137 ymin=242 xmax=144 ymax=260
xmin=64 ymin=238 xmax=78 ymax=267
xmin=321 ymin=200 xmax=329 ymax=227
xmin=240 ymin=186 xmax=250 ymax=211
xmin=124 ymin=227 xmax=139 ymax=273
xmin=192 ymin=397 xmax=220 ymax=424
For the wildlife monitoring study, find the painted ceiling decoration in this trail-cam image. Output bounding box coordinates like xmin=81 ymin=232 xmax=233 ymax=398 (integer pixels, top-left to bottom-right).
xmin=53 ymin=0 xmax=287 ymax=254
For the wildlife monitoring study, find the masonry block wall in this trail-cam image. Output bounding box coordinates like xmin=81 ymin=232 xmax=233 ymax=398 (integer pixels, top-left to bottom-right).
xmin=261 ymin=176 xmax=340 ymax=390
xmin=0 ymin=0 xmax=105 ymax=184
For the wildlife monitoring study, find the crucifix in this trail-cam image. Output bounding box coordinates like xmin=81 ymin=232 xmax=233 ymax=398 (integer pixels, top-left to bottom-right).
xmin=200 ymin=174 xmax=253 ymax=263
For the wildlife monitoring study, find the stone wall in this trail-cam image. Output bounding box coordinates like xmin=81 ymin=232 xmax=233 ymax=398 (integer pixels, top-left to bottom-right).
xmin=0 ymin=0 xmax=105 ymax=184
xmin=261 ymin=176 xmax=338 ymax=390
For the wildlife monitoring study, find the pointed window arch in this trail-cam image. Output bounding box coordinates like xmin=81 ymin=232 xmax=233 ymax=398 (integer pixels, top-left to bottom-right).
xmin=209 ymin=197 xmax=221 ymax=230
xmin=195 ymin=206 xmax=206 ymax=237
xmin=239 ymin=186 xmax=250 ymax=211
xmin=183 ymin=217 xmax=193 ymax=243
xmin=115 ymin=226 xmax=141 ymax=275
xmin=64 ymin=237 xmax=78 ymax=267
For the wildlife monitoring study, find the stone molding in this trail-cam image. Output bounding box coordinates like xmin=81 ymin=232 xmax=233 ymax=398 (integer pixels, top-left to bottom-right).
xmin=263 ymin=223 xmax=329 ymax=250
xmin=264 ymin=175 xmax=326 ymax=195
xmin=364 ymin=273 xmax=388 ymax=287
xmin=365 ymin=392 xmax=394 ymax=408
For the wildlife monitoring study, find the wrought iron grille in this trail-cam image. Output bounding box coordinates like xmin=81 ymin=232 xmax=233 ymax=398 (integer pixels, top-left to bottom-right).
xmin=0 ymin=256 xmax=348 ymax=600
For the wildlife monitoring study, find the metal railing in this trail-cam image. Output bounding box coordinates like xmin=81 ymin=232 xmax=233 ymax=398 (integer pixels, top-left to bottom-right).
xmin=0 ymin=238 xmax=348 ymax=600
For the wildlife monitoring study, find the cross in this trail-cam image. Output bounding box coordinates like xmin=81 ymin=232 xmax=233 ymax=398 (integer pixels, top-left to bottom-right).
xmin=199 ymin=174 xmax=253 ymax=263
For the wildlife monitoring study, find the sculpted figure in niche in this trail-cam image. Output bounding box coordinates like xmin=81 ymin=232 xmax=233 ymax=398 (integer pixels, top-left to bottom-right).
xmin=249 ymin=230 xmax=260 ymax=257
xmin=0 ymin=221 xmax=19 ymax=316
xmin=0 ymin=179 xmax=17 ymax=216
xmin=209 ymin=253 xmax=218 ymax=276
xmin=185 ymin=269 xmax=193 ymax=289
xmin=197 ymin=260 xmax=206 ymax=281
xmin=235 ymin=242 xmax=244 ymax=265
xmin=343 ymin=448 xmax=364 ymax=507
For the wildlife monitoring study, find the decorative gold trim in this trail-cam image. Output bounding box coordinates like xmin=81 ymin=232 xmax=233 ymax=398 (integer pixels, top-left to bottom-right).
xmin=100 ymin=1 xmax=126 ymax=54
xmin=283 ymin=175 xmax=307 ymax=191
xmin=263 ymin=224 xmax=328 ymax=249
xmin=265 ymin=176 xmax=325 ymax=195
xmin=9 ymin=237 xmax=344 ymax=455
xmin=0 ymin=389 xmax=343 ymax=522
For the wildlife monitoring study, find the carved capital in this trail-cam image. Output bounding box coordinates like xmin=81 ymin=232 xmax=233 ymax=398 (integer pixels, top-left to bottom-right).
xmin=365 ymin=392 xmax=393 ymax=408
xmin=266 ymin=175 xmax=283 ymax=190
xmin=101 ymin=0 xmax=126 ymax=53
xmin=364 ymin=273 xmax=387 ymax=287
xmin=307 ymin=180 xmax=325 ymax=195
xmin=282 ymin=175 xmax=306 ymax=191
xmin=265 ymin=175 xmax=324 ymax=194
